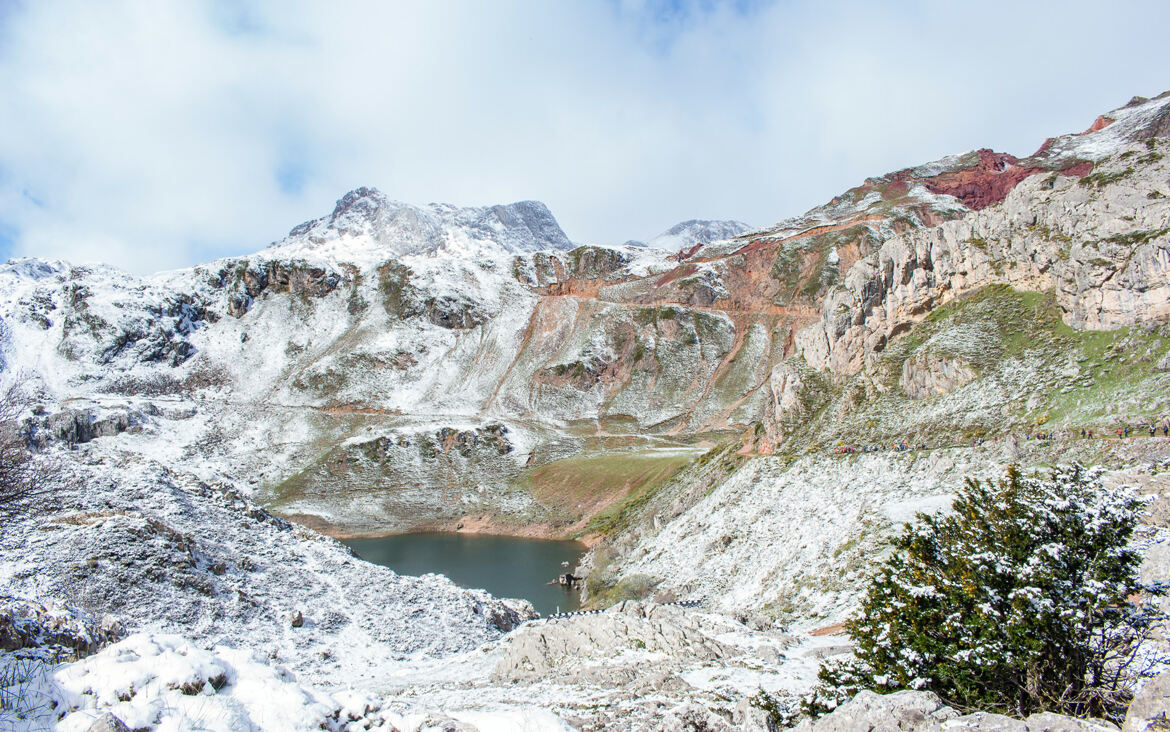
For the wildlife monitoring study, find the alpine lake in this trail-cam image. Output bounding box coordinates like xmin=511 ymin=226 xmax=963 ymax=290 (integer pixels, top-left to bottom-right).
xmin=342 ymin=532 xmax=585 ymax=616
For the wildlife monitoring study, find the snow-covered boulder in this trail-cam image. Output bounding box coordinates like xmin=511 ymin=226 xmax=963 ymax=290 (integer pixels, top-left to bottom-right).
xmin=0 ymin=596 xmax=121 ymax=661
xmin=793 ymin=690 xmax=1118 ymax=732
xmin=492 ymin=601 xmax=743 ymax=685
xmin=791 ymin=690 xmax=958 ymax=732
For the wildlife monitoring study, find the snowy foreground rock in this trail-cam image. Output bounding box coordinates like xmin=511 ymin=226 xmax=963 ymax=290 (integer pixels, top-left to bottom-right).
xmin=0 ymin=458 xmax=533 ymax=685
xmin=1123 ymin=670 xmax=1170 ymax=732
xmin=2 ymin=598 xmax=822 ymax=731
xmin=792 ymin=689 xmax=1123 ymax=732
xmin=8 ymin=630 xmax=574 ymax=731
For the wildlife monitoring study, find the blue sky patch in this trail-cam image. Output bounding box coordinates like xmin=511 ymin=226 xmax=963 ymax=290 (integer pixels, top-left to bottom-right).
xmin=0 ymin=220 xmax=17 ymax=261
xmin=275 ymin=158 xmax=309 ymax=196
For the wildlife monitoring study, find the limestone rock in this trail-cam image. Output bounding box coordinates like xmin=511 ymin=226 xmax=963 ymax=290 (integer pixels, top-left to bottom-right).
xmin=736 ymin=696 xmax=779 ymax=731
xmin=927 ymin=710 xmax=1116 ymax=730
xmin=418 ymin=715 xmax=481 ymax=732
xmin=36 ymin=406 xmax=140 ymax=447
xmin=927 ymin=712 xmax=1027 ymax=731
xmin=1019 ymin=711 xmax=1117 ymax=731
xmin=86 ymin=714 xmax=131 ymax=732
xmin=794 ymin=691 xmax=1117 ymax=732
xmin=795 ymin=142 xmax=1170 ymax=378
xmin=0 ymin=596 xmax=123 ymax=661
xmin=661 ymin=702 xmax=735 ymax=731
xmin=900 ymin=352 xmax=976 ymax=399
xmin=791 ymin=690 xmax=957 ymax=731
xmin=492 ymin=600 xmax=738 ymax=685
xmin=1124 ymin=670 xmax=1170 ymax=732
xmin=771 ymin=362 xmax=808 ymax=416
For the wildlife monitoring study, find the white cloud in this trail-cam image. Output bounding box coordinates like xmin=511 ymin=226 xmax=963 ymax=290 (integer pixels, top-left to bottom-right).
xmin=0 ymin=0 xmax=1168 ymax=273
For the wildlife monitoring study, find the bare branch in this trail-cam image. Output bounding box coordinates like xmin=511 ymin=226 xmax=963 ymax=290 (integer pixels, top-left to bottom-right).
xmin=0 ymin=376 xmax=59 ymax=526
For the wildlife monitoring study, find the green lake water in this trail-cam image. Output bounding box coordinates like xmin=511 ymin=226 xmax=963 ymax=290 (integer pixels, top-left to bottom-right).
xmin=342 ymin=532 xmax=585 ymax=616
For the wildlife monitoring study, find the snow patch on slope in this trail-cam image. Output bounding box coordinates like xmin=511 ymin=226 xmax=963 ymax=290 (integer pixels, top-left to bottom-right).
xmin=1039 ymin=92 xmax=1170 ymax=164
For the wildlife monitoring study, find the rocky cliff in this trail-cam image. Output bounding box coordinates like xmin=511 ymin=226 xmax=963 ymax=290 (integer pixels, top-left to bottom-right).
xmin=584 ymin=94 xmax=1170 ymax=623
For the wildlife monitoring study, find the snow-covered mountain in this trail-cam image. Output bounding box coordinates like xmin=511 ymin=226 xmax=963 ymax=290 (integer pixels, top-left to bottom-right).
xmin=632 ymin=218 xmax=752 ymax=252
xmin=270 ymin=187 xmax=575 ymax=261
xmin=2 ymin=93 xmax=1169 ymax=539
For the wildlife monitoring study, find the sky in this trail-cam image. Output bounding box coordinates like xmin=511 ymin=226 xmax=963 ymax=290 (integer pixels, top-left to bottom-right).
xmin=0 ymin=0 xmax=1168 ymax=275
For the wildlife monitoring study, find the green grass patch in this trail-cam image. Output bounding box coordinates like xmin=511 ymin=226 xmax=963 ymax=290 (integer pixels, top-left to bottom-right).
xmin=1079 ymin=166 xmax=1136 ymax=189
xmin=1099 ymin=228 xmax=1170 ymax=247
xmin=521 ymin=451 xmax=696 ymax=534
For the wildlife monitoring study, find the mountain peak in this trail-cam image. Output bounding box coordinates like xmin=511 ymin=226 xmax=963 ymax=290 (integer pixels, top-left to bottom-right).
xmin=273 ymin=189 xmax=574 ymax=261
xmin=640 ymin=219 xmax=752 ymax=252
xmin=328 ymin=186 xmax=392 ymax=224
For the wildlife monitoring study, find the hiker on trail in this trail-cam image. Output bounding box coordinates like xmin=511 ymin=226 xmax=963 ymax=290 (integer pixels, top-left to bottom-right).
xmin=1151 ymin=425 xmax=1157 ymax=437
xmin=1081 ymin=428 xmax=1086 ymax=438
xmin=1164 ymin=423 xmax=1169 ymax=437
xmin=1088 ymin=429 xmax=1093 ymax=438
xmin=1117 ymin=428 xmax=1124 ymax=438
xmin=1125 ymin=426 xmax=1131 ymax=437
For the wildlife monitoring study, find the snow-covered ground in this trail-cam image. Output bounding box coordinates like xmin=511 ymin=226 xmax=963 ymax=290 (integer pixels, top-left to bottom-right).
xmin=3 ymin=600 xmax=840 ymax=731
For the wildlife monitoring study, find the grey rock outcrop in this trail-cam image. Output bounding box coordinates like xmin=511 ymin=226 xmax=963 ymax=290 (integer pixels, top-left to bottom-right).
xmin=660 ymin=702 xmax=736 ymax=731
xmin=1123 ymin=670 xmax=1170 ymax=732
xmin=493 ymin=600 xmax=739 ymax=685
xmin=795 ymin=690 xmax=1117 ymax=732
xmin=215 ymin=258 xmax=342 ymax=318
xmin=900 ymin=352 xmax=976 ymax=399
xmin=0 ymin=596 xmax=123 ymax=661
xmin=36 ymin=406 xmax=140 ymax=447
xmin=771 ymin=362 xmax=809 ymax=417
xmin=414 ymin=716 xmax=481 ymax=732
xmin=792 ymin=690 xmax=958 ymax=732
xmin=85 ymin=713 xmax=131 ymax=732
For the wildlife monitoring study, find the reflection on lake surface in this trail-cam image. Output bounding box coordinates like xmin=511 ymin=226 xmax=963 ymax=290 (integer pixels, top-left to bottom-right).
xmin=342 ymin=532 xmax=584 ymax=616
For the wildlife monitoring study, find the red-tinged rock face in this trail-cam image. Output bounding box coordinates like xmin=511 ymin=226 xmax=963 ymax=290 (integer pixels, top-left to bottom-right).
xmin=654 ymin=263 xmax=697 ymax=288
xmin=1034 ymin=137 xmax=1057 ymax=155
xmin=676 ymin=241 xmax=704 ymax=262
xmin=922 ymin=163 xmax=1039 ymax=210
xmin=1082 ymin=115 xmax=1115 ymax=134
xmin=1062 ymin=161 xmax=1094 ymax=178
xmin=912 ymin=149 xmax=1091 ymax=211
